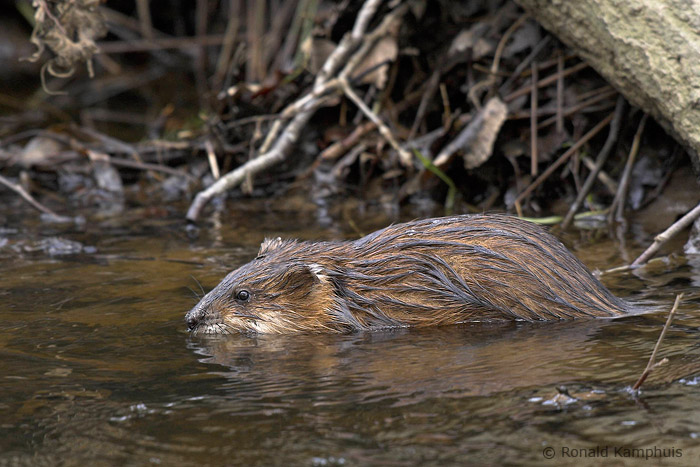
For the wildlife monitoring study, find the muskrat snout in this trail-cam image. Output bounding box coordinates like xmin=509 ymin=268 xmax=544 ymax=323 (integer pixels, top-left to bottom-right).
xmin=185 ymin=313 xmax=197 ymax=331
xmin=185 ymin=306 xmax=204 ymax=332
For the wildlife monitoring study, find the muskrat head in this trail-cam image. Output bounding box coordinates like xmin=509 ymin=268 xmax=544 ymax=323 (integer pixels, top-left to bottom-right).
xmin=185 ymin=239 xmax=338 ymax=335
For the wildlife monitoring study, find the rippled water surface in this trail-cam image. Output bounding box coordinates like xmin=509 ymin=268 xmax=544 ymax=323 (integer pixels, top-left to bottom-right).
xmin=1 ymin=203 xmax=699 ymax=465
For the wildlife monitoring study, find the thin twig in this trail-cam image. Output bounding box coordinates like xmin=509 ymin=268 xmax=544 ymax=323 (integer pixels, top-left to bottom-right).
xmin=513 ymin=112 xmax=614 ymax=205
xmin=440 ymin=83 xmax=451 ymax=127
xmin=410 ymin=23 xmax=489 ymax=138
xmin=632 ymin=201 xmax=700 ymax=266
xmin=536 ymin=88 xmax=616 ymax=129
xmin=507 ymin=86 xmax=615 ymax=120
xmin=97 ymin=35 xmax=227 ymax=54
xmin=73 ymin=125 xmax=171 ymax=180
xmin=223 ymin=114 xmax=279 ymax=129
xmin=610 ymin=113 xmax=648 ymax=223
xmin=339 ymin=78 xmax=412 ymax=165
xmin=504 ymin=61 xmax=589 ymax=102
xmin=212 ymin=0 xmax=240 ymax=90
xmin=309 ymin=89 xmax=424 ymax=172
xmin=245 ymin=0 xmax=265 ymax=82
xmin=556 ymin=51 xmax=564 ymax=134
xmin=64 ymin=127 xmax=196 ymax=180
xmin=136 ymin=0 xmax=154 ymax=39
xmin=493 ymin=15 xmax=529 ymax=75
xmin=106 ymin=157 xmax=195 ymax=180
xmin=498 ymin=35 xmax=552 ymax=95
xmin=352 ymin=0 xmax=383 ymax=39
xmin=409 ymin=68 xmax=442 ymax=139
xmin=319 ymin=120 xmax=376 ymax=161
xmin=562 ymin=96 xmax=625 ymax=229
xmin=0 ymin=174 xmax=71 ymax=221
xmin=315 ymin=0 xmax=384 ymax=89
xmin=205 ymin=139 xmax=220 ymax=180
xmin=530 ymin=61 xmax=538 ymax=177
xmin=581 ymin=155 xmax=618 ymax=193
xmin=195 ymin=0 xmax=210 ymax=104
xmin=469 ymin=13 xmax=529 ymax=109
xmin=632 ymin=294 xmax=683 ymax=391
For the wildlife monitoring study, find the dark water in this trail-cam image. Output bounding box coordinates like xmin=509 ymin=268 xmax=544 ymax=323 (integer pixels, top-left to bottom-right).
xmin=1 ymin=203 xmax=699 ymax=466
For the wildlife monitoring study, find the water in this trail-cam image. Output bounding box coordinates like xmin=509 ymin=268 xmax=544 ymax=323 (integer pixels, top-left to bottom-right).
xmin=1 ymin=202 xmax=699 ymax=465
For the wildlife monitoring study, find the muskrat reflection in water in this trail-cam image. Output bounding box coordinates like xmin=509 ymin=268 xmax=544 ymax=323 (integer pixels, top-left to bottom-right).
xmin=185 ymin=214 xmax=629 ymax=334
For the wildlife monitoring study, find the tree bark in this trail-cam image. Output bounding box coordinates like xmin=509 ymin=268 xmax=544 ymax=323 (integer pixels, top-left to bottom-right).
xmin=514 ymin=0 xmax=700 ymax=170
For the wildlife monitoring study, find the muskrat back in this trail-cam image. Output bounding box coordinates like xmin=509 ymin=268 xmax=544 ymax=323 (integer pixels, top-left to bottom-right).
xmin=186 ymin=214 xmax=629 ymax=334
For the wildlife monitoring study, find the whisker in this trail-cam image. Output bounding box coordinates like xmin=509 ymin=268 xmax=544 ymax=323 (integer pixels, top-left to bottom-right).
xmin=190 ymin=275 xmax=206 ymax=296
xmin=186 ymin=286 xmax=201 ymax=301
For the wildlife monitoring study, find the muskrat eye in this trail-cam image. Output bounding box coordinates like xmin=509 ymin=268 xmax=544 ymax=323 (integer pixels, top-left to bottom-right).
xmin=236 ymin=290 xmax=250 ymax=302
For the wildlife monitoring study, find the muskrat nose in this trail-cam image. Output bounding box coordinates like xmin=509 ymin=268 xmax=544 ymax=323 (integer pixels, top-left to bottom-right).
xmin=185 ymin=312 xmax=199 ymax=331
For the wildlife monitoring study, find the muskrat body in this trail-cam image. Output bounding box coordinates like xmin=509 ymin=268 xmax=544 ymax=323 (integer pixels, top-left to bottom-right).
xmin=186 ymin=214 xmax=629 ymax=334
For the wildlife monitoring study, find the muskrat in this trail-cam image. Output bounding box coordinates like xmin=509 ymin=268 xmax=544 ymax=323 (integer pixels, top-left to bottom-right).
xmin=185 ymin=214 xmax=629 ymax=334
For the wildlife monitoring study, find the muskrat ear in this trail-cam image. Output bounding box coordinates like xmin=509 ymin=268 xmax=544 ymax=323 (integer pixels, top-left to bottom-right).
xmin=258 ymin=237 xmax=288 ymax=256
xmin=284 ymin=263 xmax=329 ymax=287
xmin=274 ymin=263 xmax=330 ymax=301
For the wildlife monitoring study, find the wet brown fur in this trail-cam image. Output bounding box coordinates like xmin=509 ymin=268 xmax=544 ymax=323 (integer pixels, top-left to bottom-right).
xmin=185 ymin=214 xmax=629 ymax=334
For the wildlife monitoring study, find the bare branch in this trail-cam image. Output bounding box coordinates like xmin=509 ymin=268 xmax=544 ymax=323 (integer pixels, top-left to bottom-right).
xmin=632 ymin=202 xmax=700 ymax=266
xmin=185 ymin=0 xmax=412 ymax=222
xmin=0 ymin=174 xmax=72 ymax=222
xmin=632 ymin=294 xmax=683 ymax=391
xmin=339 ymin=77 xmax=412 ymax=165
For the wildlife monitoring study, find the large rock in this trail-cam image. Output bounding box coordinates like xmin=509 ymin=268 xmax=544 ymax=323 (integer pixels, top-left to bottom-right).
xmin=515 ymin=0 xmax=700 ymax=170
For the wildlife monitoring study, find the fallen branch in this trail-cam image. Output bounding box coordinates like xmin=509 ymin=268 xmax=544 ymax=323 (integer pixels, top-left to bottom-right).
xmin=339 ymin=78 xmax=412 ymax=165
xmin=631 ymin=201 xmax=700 ymax=266
xmin=260 ymin=0 xmax=393 ymax=152
xmin=0 ymin=174 xmax=72 ymax=222
xmin=71 ymin=126 xmax=197 ymax=180
xmin=632 ymin=293 xmax=683 ymax=391
xmin=319 ymin=121 xmax=377 ymax=161
xmin=185 ymin=0 xmax=409 ymax=222
xmin=186 ymin=106 xmax=317 ymax=221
